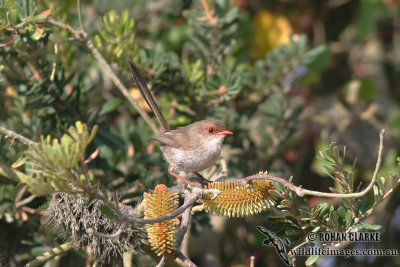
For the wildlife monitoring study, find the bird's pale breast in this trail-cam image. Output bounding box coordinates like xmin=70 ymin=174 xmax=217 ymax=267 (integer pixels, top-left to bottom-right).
xmin=160 ymin=142 xmax=222 ymax=172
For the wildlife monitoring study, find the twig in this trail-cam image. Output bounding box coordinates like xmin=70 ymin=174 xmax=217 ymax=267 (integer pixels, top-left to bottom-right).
xmin=236 ymin=129 xmax=385 ymax=199
xmin=15 ymin=184 xmax=27 ymax=203
xmin=218 ymin=157 xmax=228 ymax=179
xmin=86 ymin=39 xmax=158 ymax=133
xmin=6 ymin=11 xmax=30 ymax=32
xmin=50 ymin=38 xmax=76 ymax=81
xmin=191 ymin=204 xmax=204 ymax=214
xmin=25 ymin=242 xmax=74 ymax=267
xmin=207 ymin=157 xmax=228 ymax=181
xmin=6 ymin=11 xmax=19 ymax=32
xmin=249 ymin=256 xmax=255 ymax=267
xmin=93 ymin=187 xmax=202 ymax=225
xmin=354 ymin=176 xmax=400 ymax=223
xmin=203 ymin=188 xmax=221 ymax=200
xmin=155 ymin=256 xmax=167 ymax=267
xmin=122 ymin=252 xmax=133 ymax=267
xmin=168 ymin=184 xmax=188 ymax=193
xmin=199 ymin=0 xmax=217 ymax=25
xmin=46 ymin=18 xmax=85 ymax=40
xmin=77 ymin=0 xmax=85 ymax=32
xmin=176 ymin=192 xmax=193 ymax=246
xmin=172 ymin=192 xmax=196 ymax=267
xmin=50 ymin=42 xmax=59 ymax=81
xmin=45 ymin=18 xmax=159 ymax=134
xmin=0 ymin=125 xmax=36 ymax=146
xmin=0 ymin=159 xmax=32 ymax=183
xmin=86 ymin=222 xmax=127 ymax=238
xmin=175 ymin=250 xmax=198 ymax=267
xmin=16 ymin=195 xmax=36 ymax=208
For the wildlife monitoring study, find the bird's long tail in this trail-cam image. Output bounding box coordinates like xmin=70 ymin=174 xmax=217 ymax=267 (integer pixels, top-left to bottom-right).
xmin=128 ymin=59 xmax=170 ymax=131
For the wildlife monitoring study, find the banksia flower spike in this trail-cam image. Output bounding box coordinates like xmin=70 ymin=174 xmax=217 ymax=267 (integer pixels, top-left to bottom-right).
xmin=144 ymin=184 xmax=179 ymax=256
xmin=203 ymin=179 xmax=276 ymax=217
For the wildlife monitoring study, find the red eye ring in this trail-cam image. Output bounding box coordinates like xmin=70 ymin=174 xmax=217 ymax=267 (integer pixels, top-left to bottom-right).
xmin=208 ymin=127 xmax=214 ymax=133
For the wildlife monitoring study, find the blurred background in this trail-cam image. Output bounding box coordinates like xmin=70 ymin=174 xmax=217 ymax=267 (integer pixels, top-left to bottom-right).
xmin=1 ymin=0 xmax=400 ymax=266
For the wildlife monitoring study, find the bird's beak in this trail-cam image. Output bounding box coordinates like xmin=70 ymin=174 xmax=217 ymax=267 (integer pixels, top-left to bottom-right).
xmin=217 ymin=130 xmax=233 ymax=136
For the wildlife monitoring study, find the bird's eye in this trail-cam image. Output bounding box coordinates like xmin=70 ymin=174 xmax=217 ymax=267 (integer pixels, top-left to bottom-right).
xmin=208 ymin=127 xmax=214 ymax=133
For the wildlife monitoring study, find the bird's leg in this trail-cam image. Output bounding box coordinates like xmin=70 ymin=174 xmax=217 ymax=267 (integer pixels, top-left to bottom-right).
xmin=168 ymin=166 xmax=199 ymax=186
xmin=193 ymin=172 xmax=212 ymax=185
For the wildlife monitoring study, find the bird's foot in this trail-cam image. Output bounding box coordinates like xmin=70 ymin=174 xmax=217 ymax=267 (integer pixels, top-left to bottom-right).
xmin=168 ymin=166 xmax=202 ymax=187
xmin=192 ymin=172 xmax=212 ymax=186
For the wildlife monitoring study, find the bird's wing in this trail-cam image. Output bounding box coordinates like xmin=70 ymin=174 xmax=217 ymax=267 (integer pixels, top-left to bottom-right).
xmin=150 ymin=128 xmax=197 ymax=150
xmin=150 ymin=135 xmax=176 ymax=147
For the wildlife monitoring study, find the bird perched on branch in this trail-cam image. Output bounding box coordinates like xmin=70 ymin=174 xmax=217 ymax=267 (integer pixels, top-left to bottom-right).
xmin=128 ymin=60 xmax=232 ymax=185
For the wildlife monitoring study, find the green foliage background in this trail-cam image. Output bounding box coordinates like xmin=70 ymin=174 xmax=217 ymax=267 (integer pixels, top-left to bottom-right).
xmin=1 ymin=0 xmax=400 ymax=266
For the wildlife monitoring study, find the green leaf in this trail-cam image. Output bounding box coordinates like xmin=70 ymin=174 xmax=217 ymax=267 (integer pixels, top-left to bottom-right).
xmin=98 ymin=98 xmax=122 ymax=116
xmin=358 ymin=78 xmax=376 ymax=101
xmin=337 ymin=206 xmax=346 ymax=217
xmin=304 ymin=44 xmax=327 ymax=64
xmin=376 ymin=176 xmax=385 ymax=196
xmin=356 ymin=0 xmax=384 ymax=37
xmin=305 ymin=254 xmax=319 ymax=266
xmin=31 ymin=246 xmax=51 ymax=257
xmin=312 ymin=226 xmax=321 ymax=232
xmin=391 ymin=110 xmax=400 ymax=130
xmin=99 ymin=204 xmax=118 ymax=221
xmin=31 ymin=14 xmax=47 ymax=21
xmin=357 ymin=222 xmax=382 ymax=231
xmin=304 ymin=198 xmax=311 ymax=208
xmin=345 ymin=209 xmax=353 ymax=228
xmin=317 ymin=203 xmax=329 ymax=217
xmin=307 ymin=44 xmax=331 ymax=72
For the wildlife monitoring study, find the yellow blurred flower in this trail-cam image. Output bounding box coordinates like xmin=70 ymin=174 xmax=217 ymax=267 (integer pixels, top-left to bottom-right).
xmin=129 ymin=86 xmax=152 ymax=112
xmin=5 ymin=86 xmax=17 ymax=97
xmin=251 ymin=10 xmax=293 ymax=59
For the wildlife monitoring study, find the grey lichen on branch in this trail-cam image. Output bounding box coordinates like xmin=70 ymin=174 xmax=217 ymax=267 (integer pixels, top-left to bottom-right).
xmin=44 ymin=193 xmax=147 ymax=262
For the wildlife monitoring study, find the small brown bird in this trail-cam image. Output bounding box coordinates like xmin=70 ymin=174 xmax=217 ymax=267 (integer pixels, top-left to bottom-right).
xmin=128 ymin=60 xmax=232 ymax=184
